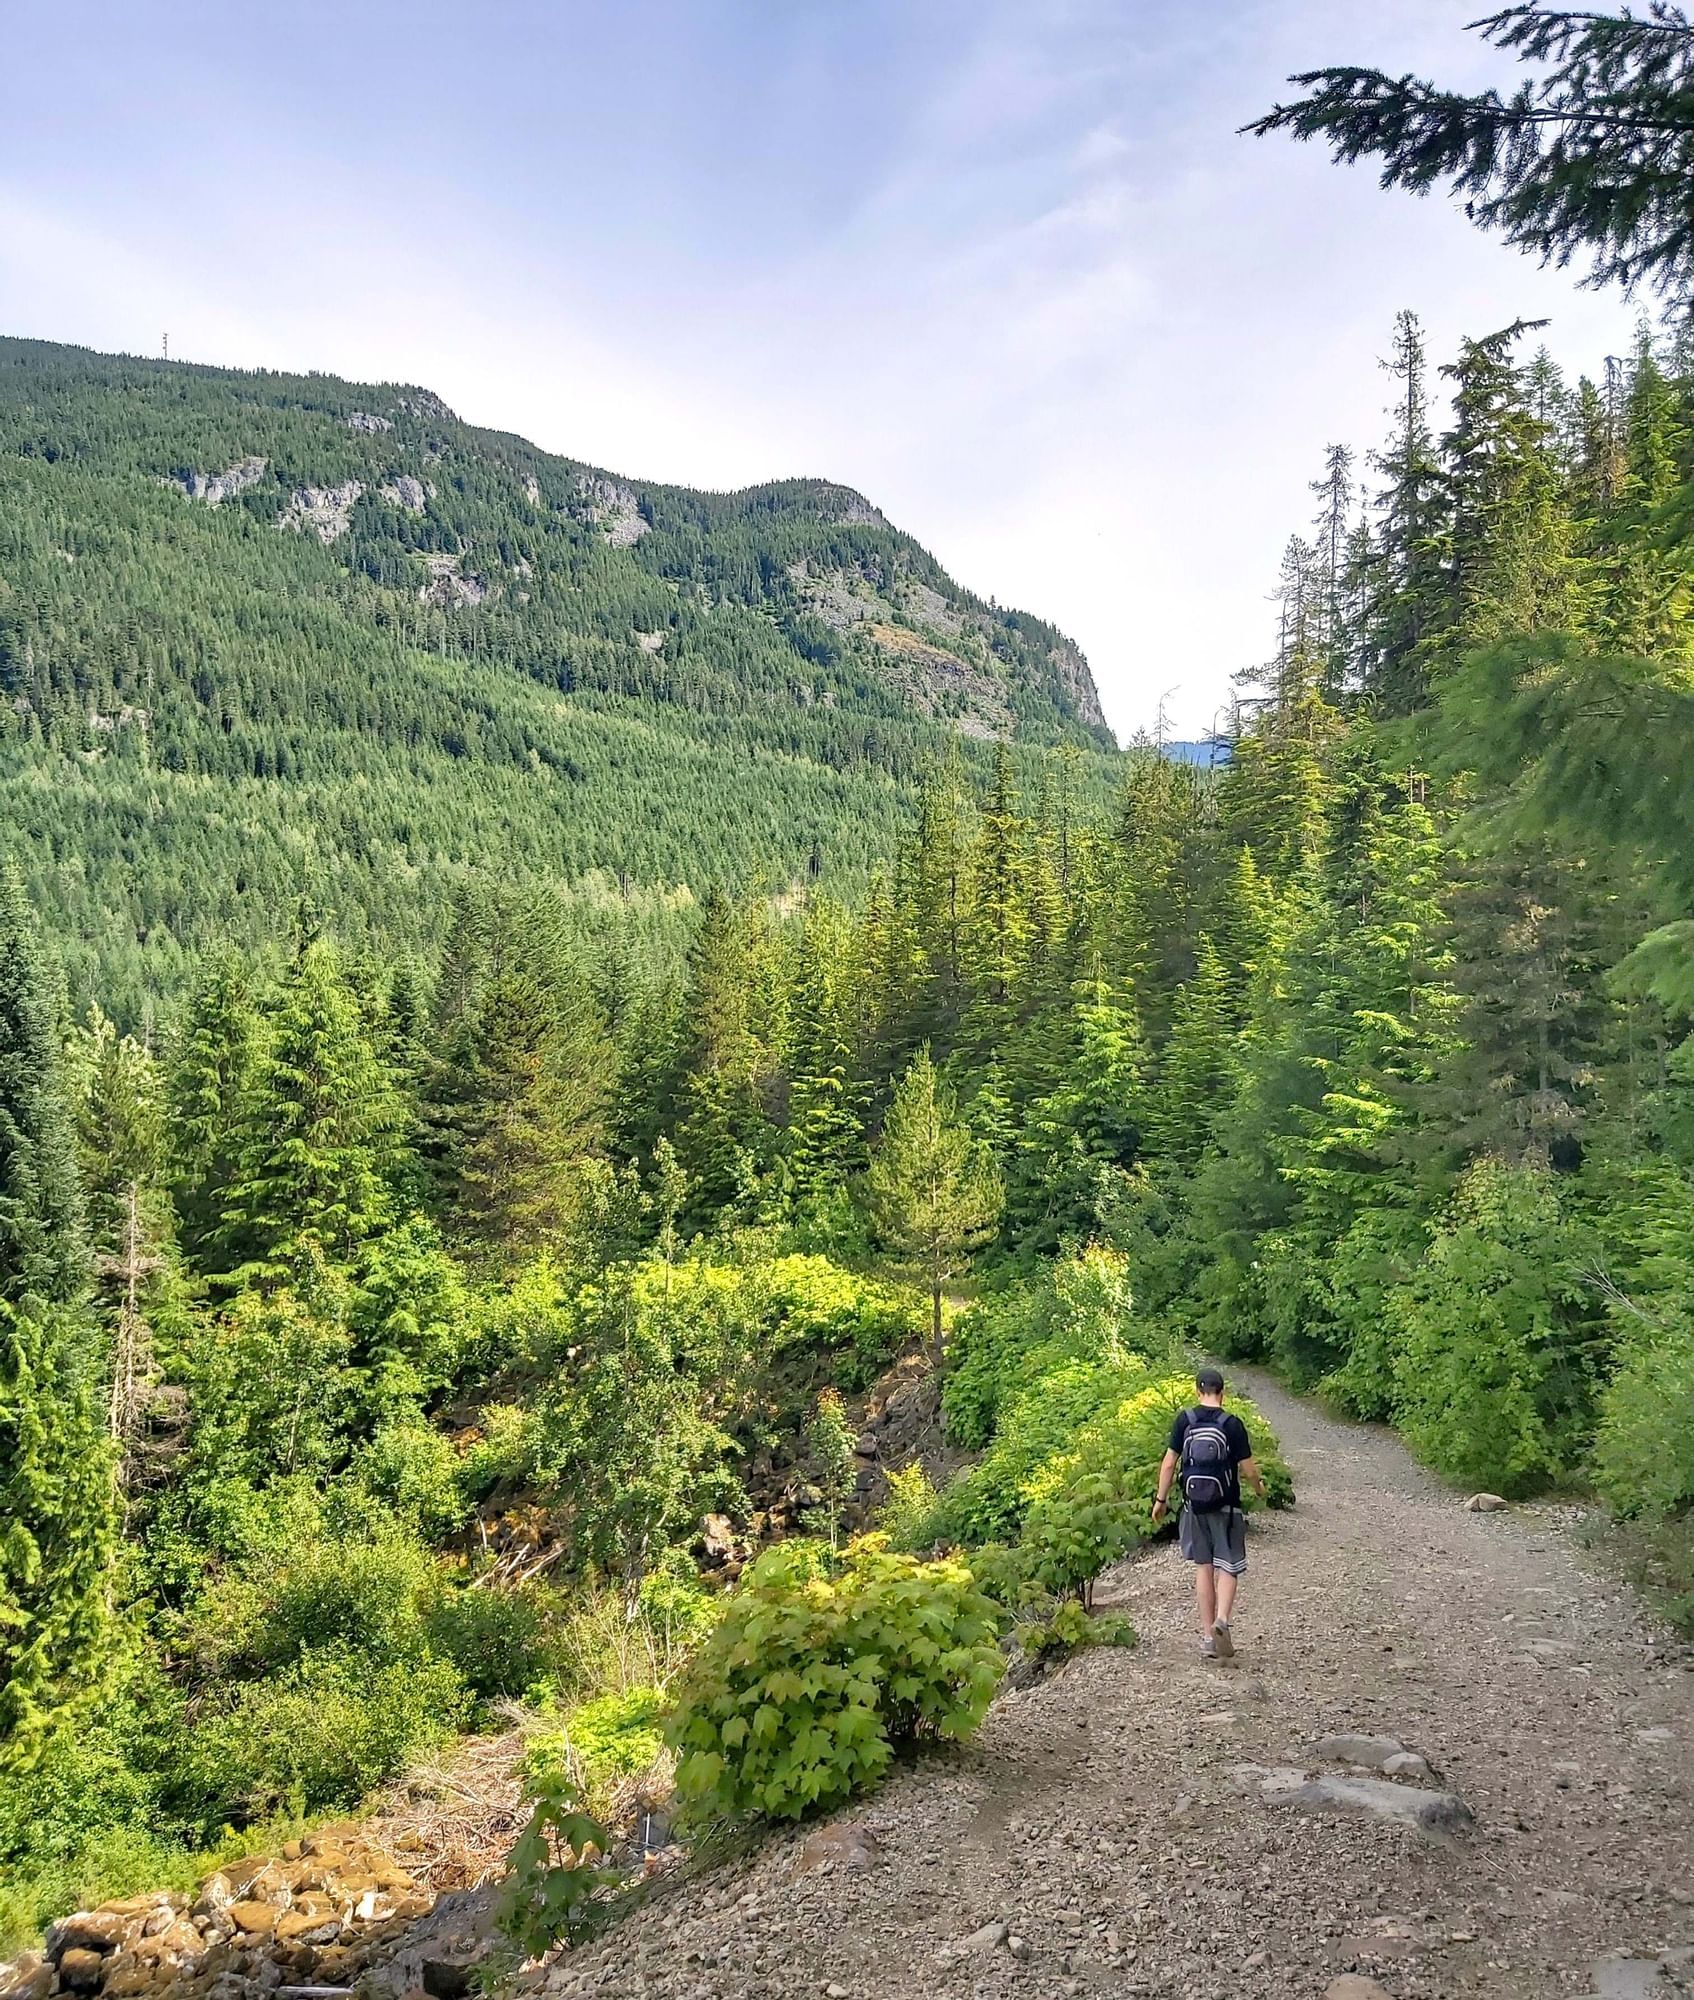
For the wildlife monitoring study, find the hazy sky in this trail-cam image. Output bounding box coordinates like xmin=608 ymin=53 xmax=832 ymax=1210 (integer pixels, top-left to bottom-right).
xmin=2 ymin=1 xmax=1644 ymax=737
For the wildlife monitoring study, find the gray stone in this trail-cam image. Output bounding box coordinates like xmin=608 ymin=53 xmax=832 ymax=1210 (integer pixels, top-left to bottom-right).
xmin=1590 ymin=1952 xmax=1672 ymax=2000
xmin=380 ymin=475 xmax=428 ymax=513
xmin=959 ymin=1921 xmax=1009 ymax=1953
xmin=794 ymin=1821 xmax=881 ymax=1877
xmin=172 ymin=456 xmax=267 ymax=506
xmin=280 ymin=482 xmax=364 ymax=543
xmin=1309 ymin=1733 xmax=1431 ymax=1779
xmin=1325 ymin=1979 xmax=1396 ymax=2000
xmin=1465 ymin=1492 xmax=1509 ymax=1511
xmin=1248 ymin=1764 xmax=1472 ymax=1833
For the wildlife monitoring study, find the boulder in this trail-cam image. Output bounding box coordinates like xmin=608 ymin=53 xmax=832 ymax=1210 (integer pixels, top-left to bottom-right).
xmin=57 ymin=1948 xmax=107 ymax=1993
xmin=134 ymin=1922 xmax=201 ymax=1964
xmin=48 ymin=1911 xmax=130 ymax=1959
xmin=700 ymin=1513 xmax=738 ymax=1564
xmin=273 ymin=1912 xmax=341 ymax=1946
xmin=1310 ymin=1734 xmax=1434 ymax=1781
xmin=420 ymin=1959 xmax=477 ymax=2000
xmin=1247 ymin=1765 xmax=1472 ymax=1833
xmin=1465 ymin=1493 xmax=1509 ymax=1512
xmin=0 ymin=1953 xmax=55 ymax=2000
xmin=193 ymin=1874 xmax=239 ymax=1920
xmin=228 ymin=1902 xmax=280 ymax=1936
xmin=99 ymin=1952 xmax=160 ymax=1999
xmin=794 ymin=1820 xmax=882 ymax=1876
xmin=959 ymin=1920 xmax=1009 ymax=1954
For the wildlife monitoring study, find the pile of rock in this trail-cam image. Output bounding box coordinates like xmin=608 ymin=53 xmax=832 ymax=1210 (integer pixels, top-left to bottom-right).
xmin=1 ymin=1833 xmax=437 ymax=2000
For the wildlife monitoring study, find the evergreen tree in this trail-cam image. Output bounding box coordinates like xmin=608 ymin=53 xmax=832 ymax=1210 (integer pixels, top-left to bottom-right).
xmin=168 ymin=950 xmax=261 ymax=1262
xmin=0 ymin=872 xmax=112 ymax=1772
xmin=0 ymin=1300 xmax=116 ymax=1769
xmin=436 ymin=970 xmax=610 ymax=1261
xmin=865 ymin=1048 xmax=1003 ymax=1368
xmin=1148 ymin=937 xmax=1236 ymax=1173
xmin=1248 ymin=7 xmax=1694 ymax=304
xmin=216 ymin=940 xmax=402 ymax=1281
xmin=0 ymin=868 xmax=86 ymax=1305
xmin=66 ymin=1008 xmax=179 ymax=1485
xmin=1363 ymin=311 xmax=1447 ymax=713
xmin=1437 ymin=321 xmax=1581 ymax=662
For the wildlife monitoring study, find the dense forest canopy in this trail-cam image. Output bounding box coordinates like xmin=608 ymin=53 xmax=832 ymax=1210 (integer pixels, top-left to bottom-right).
xmin=0 ymin=336 xmax=1113 ymax=1020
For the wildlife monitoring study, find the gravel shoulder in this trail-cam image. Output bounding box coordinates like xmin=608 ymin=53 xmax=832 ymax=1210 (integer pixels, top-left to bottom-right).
xmin=543 ymin=1368 xmax=1694 ymax=2000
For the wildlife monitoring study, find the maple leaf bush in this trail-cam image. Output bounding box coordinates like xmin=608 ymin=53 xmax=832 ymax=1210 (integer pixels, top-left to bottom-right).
xmin=665 ymin=1539 xmax=1003 ymax=1827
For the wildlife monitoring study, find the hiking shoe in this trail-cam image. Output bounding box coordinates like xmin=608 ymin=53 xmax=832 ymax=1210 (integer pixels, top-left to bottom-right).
xmin=1211 ymin=1617 xmax=1235 ymax=1660
xmin=1201 ymin=1635 xmax=1218 ymax=1659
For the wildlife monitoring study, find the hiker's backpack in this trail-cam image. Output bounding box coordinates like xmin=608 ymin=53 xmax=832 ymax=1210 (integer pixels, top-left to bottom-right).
xmin=1179 ymin=1409 xmax=1233 ymax=1513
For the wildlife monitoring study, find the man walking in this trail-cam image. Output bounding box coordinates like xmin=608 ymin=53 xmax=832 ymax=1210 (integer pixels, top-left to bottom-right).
xmin=1151 ymin=1367 xmax=1266 ymax=1658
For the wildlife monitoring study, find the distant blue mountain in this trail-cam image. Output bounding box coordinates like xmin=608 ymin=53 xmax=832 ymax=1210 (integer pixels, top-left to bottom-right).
xmin=1161 ymin=737 xmax=1233 ymax=769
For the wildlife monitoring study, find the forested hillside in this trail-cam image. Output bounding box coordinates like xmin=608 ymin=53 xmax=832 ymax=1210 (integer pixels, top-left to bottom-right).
xmin=6 ymin=286 xmax=1694 ymax=1976
xmin=0 ymin=337 xmax=1111 ymax=1017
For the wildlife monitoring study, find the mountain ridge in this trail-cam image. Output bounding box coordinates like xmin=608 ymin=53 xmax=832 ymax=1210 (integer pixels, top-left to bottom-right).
xmin=0 ymin=334 xmax=1115 ymax=1013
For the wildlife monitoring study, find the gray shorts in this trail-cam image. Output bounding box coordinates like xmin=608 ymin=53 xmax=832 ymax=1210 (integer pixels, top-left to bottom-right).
xmin=1179 ymin=1504 xmax=1247 ymax=1576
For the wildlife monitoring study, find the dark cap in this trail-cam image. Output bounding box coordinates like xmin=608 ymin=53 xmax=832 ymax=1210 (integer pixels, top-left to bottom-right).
xmin=1195 ymin=1366 xmax=1225 ymax=1394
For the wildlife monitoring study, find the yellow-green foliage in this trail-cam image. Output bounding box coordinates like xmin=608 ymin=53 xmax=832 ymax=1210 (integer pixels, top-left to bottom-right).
xmin=522 ymin=1685 xmax=668 ymax=1815
xmin=943 ymin=1246 xmax=1152 ymax=1448
xmin=666 ymin=1540 xmax=1003 ymax=1826
xmin=877 ymin=1463 xmax=940 ymax=1551
xmin=928 ymin=1367 xmax=1294 ymax=1615
xmin=928 ymin=1357 xmax=1152 ymax=1546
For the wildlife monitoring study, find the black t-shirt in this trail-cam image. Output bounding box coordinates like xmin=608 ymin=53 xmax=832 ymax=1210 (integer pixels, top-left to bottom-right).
xmin=1168 ymin=1406 xmax=1252 ymax=1510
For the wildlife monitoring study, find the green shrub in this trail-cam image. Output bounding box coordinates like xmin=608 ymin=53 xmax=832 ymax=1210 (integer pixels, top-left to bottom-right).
xmin=943 ymin=1246 xmax=1145 ymax=1449
xmin=1314 ymin=1210 xmax=1430 ymax=1420
xmin=1591 ymin=1324 xmax=1694 ymax=1517
xmin=495 ymin=1776 xmax=621 ymax=1959
xmin=177 ymin=1649 xmax=468 ymax=1822
xmin=932 ymin=1374 xmax=1294 ymax=1609
xmin=1016 ymin=1599 xmax=1137 ymax=1664
xmin=666 ymin=1540 xmax=1002 ymax=1826
xmin=635 ymin=1548 xmax=721 ymax=1655
xmin=249 ymin=1531 xmax=433 ymax=1671
xmin=877 ymin=1463 xmax=940 ymax=1551
xmin=928 ymin=1358 xmax=1149 ymax=1546
xmin=424 ymin=1583 xmax=550 ymax=1701
xmin=523 ymin=1685 xmax=668 ymax=1813
xmin=350 ymin=1422 xmax=469 ymax=1540
xmin=1026 ymin=1375 xmax=1294 ymax=1529
xmin=1391 ymin=1162 xmax=1598 ymax=1494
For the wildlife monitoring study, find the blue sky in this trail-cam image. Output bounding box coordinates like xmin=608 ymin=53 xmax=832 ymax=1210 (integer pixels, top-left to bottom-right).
xmin=1 ymin=0 xmax=1642 ymax=736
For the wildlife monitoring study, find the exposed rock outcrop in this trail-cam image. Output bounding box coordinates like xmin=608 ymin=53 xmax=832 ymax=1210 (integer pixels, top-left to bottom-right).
xmin=380 ymin=475 xmax=429 ymax=513
xmin=577 ymin=474 xmax=649 ymax=546
xmin=280 ymin=481 xmax=365 ymax=543
xmin=169 ymin=457 xmax=266 ymax=506
xmin=420 ymin=553 xmax=488 ymax=609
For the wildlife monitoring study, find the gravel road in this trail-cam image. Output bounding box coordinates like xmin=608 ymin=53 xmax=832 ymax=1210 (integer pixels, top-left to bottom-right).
xmin=542 ymin=1369 xmax=1694 ymax=2000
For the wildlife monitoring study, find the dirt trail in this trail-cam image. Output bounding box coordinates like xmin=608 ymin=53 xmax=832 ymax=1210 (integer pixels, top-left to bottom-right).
xmin=543 ymin=1369 xmax=1694 ymax=2000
